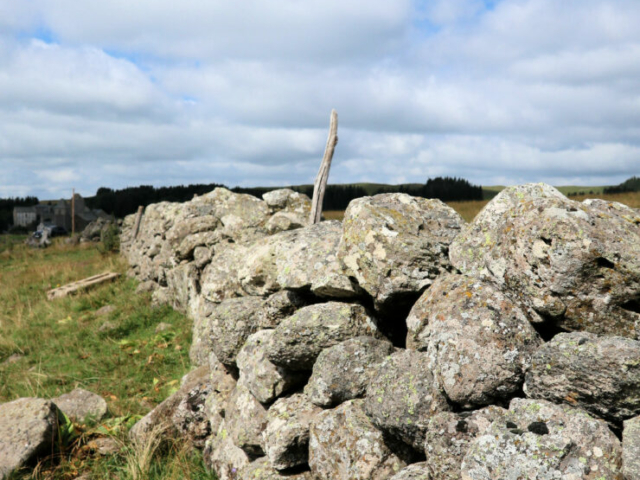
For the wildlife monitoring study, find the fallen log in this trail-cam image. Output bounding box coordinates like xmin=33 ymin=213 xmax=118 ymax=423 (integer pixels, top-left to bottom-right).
xmin=47 ymin=272 xmax=120 ymax=300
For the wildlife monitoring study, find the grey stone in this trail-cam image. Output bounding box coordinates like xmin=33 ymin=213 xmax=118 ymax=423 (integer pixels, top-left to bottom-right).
xmin=309 ymin=399 xmax=406 ymax=480
xmin=237 ymin=330 xmax=307 ymax=404
xmin=0 ymin=398 xmax=62 ymax=479
xmin=450 ymin=183 xmax=640 ymax=338
xmin=204 ymin=353 xmax=237 ymax=436
xmin=624 ymin=415 xmax=640 ymax=480
xmin=406 ymin=274 xmax=541 ymax=408
xmin=338 ymin=193 xmax=464 ymax=311
xmin=364 ymin=349 xmax=450 ymax=451
xmin=225 ymin=382 xmax=268 ymax=456
xmin=524 ymin=331 xmax=640 ymax=423
xmin=135 ymin=280 xmax=157 ymax=294
xmin=87 ymin=437 xmax=120 ymax=456
xmin=262 ymin=393 xmax=322 ymax=471
xmin=154 ymin=322 xmax=173 ymax=333
xmin=95 ymin=305 xmax=116 ymax=316
xmin=191 ymin=296 xmax=265 ymax=368
xmin=304 ymin=336 xmax=395 ymax=407
xmin=461 ymin=398 xmax=623 ymax=480
xmin=240 ymin=457 xmax=315 ymax=480
xmin=52 ymin=388 xmax=108 ymax=423
xmin=423 ymin=406 xmax=508 ymax=480
xmin=257 ymin=290 xmax=308 ymax=329
xmin=388 ymin=463 xmax=432 ymax=480
xmin=200 ymin=244 xmax=248 ymax=303
xmin=266 ymin=302 xmax=381 ymax=371
xmin=204 ymin=420 xmax=251 ymax=480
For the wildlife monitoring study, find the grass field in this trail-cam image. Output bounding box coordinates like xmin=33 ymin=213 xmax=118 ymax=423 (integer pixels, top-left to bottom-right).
xmin=0 ymin=238 xmax=213 ymax=479
xmin=325 ymin=189 xmax=640 ymax=223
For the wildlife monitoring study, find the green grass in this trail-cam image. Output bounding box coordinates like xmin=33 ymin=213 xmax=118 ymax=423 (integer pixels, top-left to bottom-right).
xmin=0 ymin=238 xmax=214 ymax=480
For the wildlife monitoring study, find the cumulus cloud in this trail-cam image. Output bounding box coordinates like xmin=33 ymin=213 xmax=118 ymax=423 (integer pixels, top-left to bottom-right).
xmin=0 ymin=0 xmax=638 ymax=199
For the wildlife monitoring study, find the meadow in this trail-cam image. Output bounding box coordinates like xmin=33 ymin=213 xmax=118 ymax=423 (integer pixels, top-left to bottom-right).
xmin=0 ymin=238 xmax=214 ymax=479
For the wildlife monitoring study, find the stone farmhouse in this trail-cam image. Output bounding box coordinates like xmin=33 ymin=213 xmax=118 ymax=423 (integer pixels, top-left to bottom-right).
xmin=13 ymin=194 xmax=111 ymax=231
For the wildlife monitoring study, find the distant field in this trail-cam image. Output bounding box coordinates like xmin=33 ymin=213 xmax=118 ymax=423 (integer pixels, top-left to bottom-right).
xmin=325 ymin=189 xmax=640 ymax=224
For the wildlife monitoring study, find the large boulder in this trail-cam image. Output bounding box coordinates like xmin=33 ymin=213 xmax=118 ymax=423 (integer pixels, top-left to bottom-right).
xmin=524 ymin=332 xmax=640 ymax=423
xmin=237 ymin=330 xmax=307 ymax=404
xmin=624 ymin=415 xmax=640 ymax=480
xmin=204 ymin=353 xmax=237 ymax=436
xmin=406 ymin=274 xmax=542 ymax=408
xmin=461 ymin=398 xmax=623 ymax=480
xmin=309 ymin=399 xmax=407 ymax=480
xmin=266 ymin=302 xmax=381 ymax=371
xmin=304 ymin=336 xmax=395 ymax=407
xmin=0 ymin=398 xmax=62 ymax=479
xmin=204 ymin=420 xmax=251 ymax=480
xmin=52 ymin=388 xmax=108 ymax=423
xmin=191 ymin=296 xmax=265 ymax=368
xmin=225 ymin=382 xmax=268 ymax=456
xmin=338 ymin=193 xmax=464 ymax=311
xmin=364 ymin=349 xmax=450 ymax=451
xmin=450 ymin=183 xmax=640 ymax=339
xmin=129 ymin=366 xmax=211 ymax=448
xmin=423 ymin=406 xmax=507 ymax=480
xmin=262 ymin=393 xmax=322 ymax=471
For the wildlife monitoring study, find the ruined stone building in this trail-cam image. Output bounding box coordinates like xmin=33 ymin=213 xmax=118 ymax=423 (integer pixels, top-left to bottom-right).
xmin=13 ymin=193 xmax=111 ymax=231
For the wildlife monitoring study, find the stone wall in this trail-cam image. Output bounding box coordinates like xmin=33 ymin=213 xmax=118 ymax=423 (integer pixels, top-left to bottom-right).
xmin=122 ymin=184 xmax=640 ymax=480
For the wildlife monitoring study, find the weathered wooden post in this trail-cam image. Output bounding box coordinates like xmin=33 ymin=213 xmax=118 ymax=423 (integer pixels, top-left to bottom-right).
xmin=132 ymin=205 xmax=144 ymax=239
xmin=310 ymin=109 xmax=338 ymax=224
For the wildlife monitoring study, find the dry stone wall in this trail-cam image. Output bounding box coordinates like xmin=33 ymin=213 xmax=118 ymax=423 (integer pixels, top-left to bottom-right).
xmin=121 ymin=184 xmax=640 ymax=480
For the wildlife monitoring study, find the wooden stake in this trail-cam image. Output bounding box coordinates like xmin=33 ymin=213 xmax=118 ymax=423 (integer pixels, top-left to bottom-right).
xmin=71 ymin=188 xmax=75 ymax=235
xmin=310 ymin=109 xmax=338 ymax=224
xmin=47 ymin=272 xmax=120 ymax=300
xmin=132 ymin=205 xmax=144 ymax=239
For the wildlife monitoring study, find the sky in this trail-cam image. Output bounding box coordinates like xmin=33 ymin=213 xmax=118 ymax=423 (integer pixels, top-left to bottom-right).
xmin=0 ymin=0 xmax=639 ymax=200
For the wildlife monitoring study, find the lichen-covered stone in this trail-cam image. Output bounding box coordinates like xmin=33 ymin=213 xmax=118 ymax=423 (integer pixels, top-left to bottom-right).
xmin=262 ymin=393 xmax=322 ymax=470
xmin=623 ymin=415 xmax=640 ymax=480
xmin=200 ymin=244 xmax=248 ymax=303
xmin=423 ymin=407 xmax=507 ymax=480
xmin=338 ymin=193 xmax=464 ymax=311
xmin=204 ymin=420 xmax=251 ymax=480
xmin=204 ymin=353 xmax=237 ymax=436
xmin=192 ymin=296 xmax=265 ymax=368
xmin=364 ymin=349 xmax=450 ymax=451
xmin=225 ymin=382 xmax=268 ymax=456
xmin=237 ymin=330 xmax=307 ymax=404
xmin=0 ymin=398 xmax=62 ymax=479
xmin=263 ymin=189 xmax=310 ymax=214
xmin=304 ymin=336 xmax=395 ymax=407
xmin=461 ymin=398 xmax=623 ymax=480
xmin=240 ymin=457 xmax=315 ymax=480
xmin=52 ymin=388 xmax=108 ymax=423
xmin=266 ymin=302 xmax=381 ymax=371
xmin=257 ymin=290 xmax=308 ymax=329
xmin=309 ymin=399 xmax=406 ymax=480
xmin=406 ymin=274 xmax=541 ymax=408
xmin=524 ymin=332 xmax=640 ymax=423
xmin=389 ymin=463 xmax=431 ymax=480
xmin=129 ymin=365 xmax=211 ymax=448
xmin=450 ymin=183 xmax=640 ymax=338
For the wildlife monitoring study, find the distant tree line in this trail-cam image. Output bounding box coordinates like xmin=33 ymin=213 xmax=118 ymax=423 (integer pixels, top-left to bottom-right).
xmin=604 ymin=176 xmax=640 ymax=194
xmin=0 ymin=197 xmax=39 ymax=232
xmin=79 ymin=176 xmax=483 ymax=219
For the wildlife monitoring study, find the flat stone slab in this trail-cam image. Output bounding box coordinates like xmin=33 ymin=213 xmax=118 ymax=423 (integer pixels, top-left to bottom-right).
xmin=52 ymin=388 xmax=108 ymax=423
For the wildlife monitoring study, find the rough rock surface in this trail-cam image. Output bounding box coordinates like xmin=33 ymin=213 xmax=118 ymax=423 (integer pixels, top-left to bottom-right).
xmin=262 ymin=393 xmax=322 ymax=470
xmin=364 ymin=349 xmax=449 ymax=451
xmin=624 ymin=415 xmax=640 ymax=480
xmin=204 ymin=353 xmax=237 ymax=436
xmin=338 ymin=193 xmax=464 ymax=310
xmin=237 ymin=330 xmax=307 ymax=404
xmin=461 ymin=398 xmax=623 ymax=480
xmin=524 ymin=331 xmax=640 ymax=423
xmin=309 ymin=400 xmax=406 ymax=480
xmin=204 ymin=421 xmax=251 ymax=480
xmin=240 ymin=457 xmax=315 ymax=480
xmin=304 ymin=336 xmax=395 ymax=407
xmin=191 ymin=296 xmax=265 ymax=368
xmin=389 ymin=463 xmax=431 ymax=480
xmin=407 ymin=274 xmax=542 ymax=408
xmin=423 ymin=406 xmax=507 ymax=480
xmin=0 ymin=398 xmax=62 ymax=479
xmin=129 ymin=365 xmax=210 ymax=447
xmin=52 ymin=388 xmax=108 ymax=423
xmin=450 ymin=183 xmax=640 ymax=338
xmin=267 ymin=302 xmax=381 ymax=371
xmin=225 ymin=382 xmax=268 ymax=456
